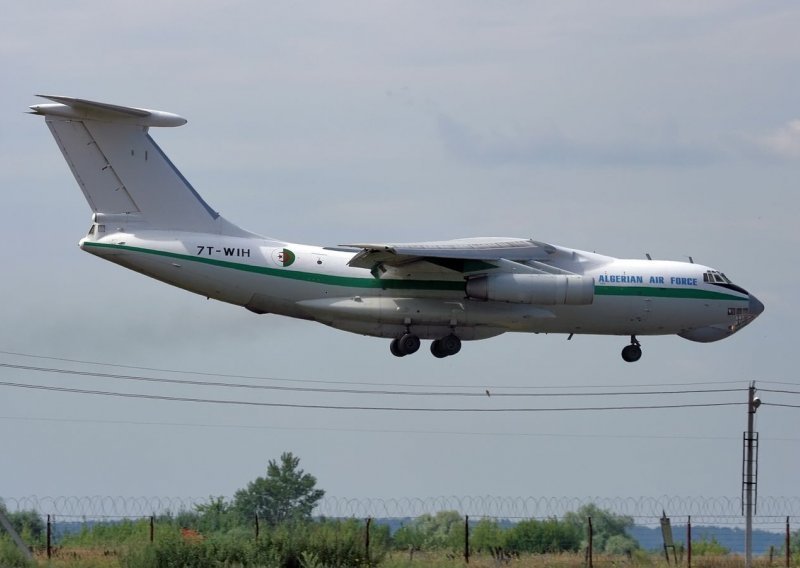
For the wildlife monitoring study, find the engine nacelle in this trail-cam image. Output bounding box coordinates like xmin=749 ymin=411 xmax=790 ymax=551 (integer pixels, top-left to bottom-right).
xmin=466 ymin=273 xmax=594 ymax=305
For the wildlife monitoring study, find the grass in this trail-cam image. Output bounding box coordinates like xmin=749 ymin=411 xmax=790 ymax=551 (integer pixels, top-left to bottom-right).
xmin=17 ymin=548 xmax=795 ymax=568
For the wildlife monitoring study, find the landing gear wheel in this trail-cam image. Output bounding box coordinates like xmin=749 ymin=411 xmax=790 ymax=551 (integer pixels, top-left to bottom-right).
xmin=430 ymin=334 xmax=462 ymax=358
xmin=431 ymin=340 xmax=447 ymax=358
xmin=390 ymin=337 xmax=405 ymax=357
xmin=621 ymin=344 xmax=642 ymax=363
xmin=440 ymin=334 xmax=461 ymax=356
xmin=397 ymin=333 xmax=420 ymax=356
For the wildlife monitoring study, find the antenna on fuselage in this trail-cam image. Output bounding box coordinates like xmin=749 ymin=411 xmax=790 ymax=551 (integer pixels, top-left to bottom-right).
xmin=688 ymin=256 xmax=694 ymax=264
xmin=645 ymin=253 xmax=652 ymax=260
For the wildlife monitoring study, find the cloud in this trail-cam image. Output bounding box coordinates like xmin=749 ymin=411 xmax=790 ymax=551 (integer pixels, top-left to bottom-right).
xmin=757 ymin=120 xmax=800 ymax=159
xmin=436 ymin=113 xmax=721 ymax=169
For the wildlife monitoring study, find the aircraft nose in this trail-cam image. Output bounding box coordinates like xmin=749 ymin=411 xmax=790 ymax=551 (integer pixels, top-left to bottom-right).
xmin=749 ymin=294 xmax=764 ymax=317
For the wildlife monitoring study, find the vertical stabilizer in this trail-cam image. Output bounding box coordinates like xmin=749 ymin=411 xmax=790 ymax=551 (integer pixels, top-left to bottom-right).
xmin=30 ymin=95 xmax=250 ymax=236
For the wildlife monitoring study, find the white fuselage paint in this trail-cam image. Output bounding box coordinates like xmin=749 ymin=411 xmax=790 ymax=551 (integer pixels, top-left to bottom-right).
xmin=80 ymin=229 xmax=752 ymax=342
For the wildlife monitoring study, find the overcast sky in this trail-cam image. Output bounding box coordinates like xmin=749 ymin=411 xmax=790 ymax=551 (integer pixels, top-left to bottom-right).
xmin=1 ymin=2 xmax=798 ymax=517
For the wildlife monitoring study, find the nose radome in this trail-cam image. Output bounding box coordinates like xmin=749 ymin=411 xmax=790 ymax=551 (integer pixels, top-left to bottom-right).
xmin=749 ymin=294 xmax=765 ymax=317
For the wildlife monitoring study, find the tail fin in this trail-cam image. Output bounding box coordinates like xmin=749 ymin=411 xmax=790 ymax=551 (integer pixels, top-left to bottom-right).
xmin=30 ymin=95 xmax=249 ymax=236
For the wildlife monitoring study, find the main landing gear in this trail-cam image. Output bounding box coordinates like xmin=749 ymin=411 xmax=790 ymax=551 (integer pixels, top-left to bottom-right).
xmin=390 ymin=333 xmax=420 ymax=357
xmin=390 ymin=333 xmax=461 ymax=358
xmin=621 ymin=335 xmax=642 ymax=363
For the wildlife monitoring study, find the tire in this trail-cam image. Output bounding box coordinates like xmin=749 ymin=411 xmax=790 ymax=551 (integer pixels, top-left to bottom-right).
xmin=390 ymin=337 xmax=405 ymax=357
xmin=621 ymin=344 xmax=642 ymax=363
xmin=398 ymin=333 xmax=420 ymax=355
xmin=430 ymin=340 xmax=447 ymax=358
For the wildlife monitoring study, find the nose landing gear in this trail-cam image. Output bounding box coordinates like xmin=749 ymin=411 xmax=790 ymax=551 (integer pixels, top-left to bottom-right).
xmin=621 ymin=336 xmax=642 ymax=363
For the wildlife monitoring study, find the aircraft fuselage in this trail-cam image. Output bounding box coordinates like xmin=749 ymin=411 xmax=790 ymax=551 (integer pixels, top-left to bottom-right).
xmin=80 ymin=229 xmax=758 ymax=347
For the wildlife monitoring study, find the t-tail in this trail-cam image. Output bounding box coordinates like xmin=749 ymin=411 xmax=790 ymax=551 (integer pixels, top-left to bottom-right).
xmin=29 ymin=95 xmax=250 ymax=237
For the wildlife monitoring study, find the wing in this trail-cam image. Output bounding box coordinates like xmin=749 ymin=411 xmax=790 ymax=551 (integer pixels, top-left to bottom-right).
xmin=342 ymin=237 xmax=562 ymax=273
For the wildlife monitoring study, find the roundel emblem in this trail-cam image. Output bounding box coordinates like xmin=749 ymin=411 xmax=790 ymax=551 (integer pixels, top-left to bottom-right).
xmin=272 ymin=248 xmax=296 ymax=267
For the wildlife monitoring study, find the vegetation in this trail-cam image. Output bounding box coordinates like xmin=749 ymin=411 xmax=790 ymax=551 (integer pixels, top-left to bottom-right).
xmin=0 ymin=455 xmax=762 ymax=567
xmin=233 ymin=452 xmax=326 ymax=527
xmin=0 ymin=503 xmax=45 ymax=546
xmin=563 ymin=502 xmax=638 ymax=554
xmin=691 ymin=536 xmax=730 ymax=555
xmin=394 ymin=511 xmax=463 ymax=553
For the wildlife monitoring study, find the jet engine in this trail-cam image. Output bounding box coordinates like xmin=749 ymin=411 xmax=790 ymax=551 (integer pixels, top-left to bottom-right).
xmin=466 ymin=273 xmax=594 ymax=305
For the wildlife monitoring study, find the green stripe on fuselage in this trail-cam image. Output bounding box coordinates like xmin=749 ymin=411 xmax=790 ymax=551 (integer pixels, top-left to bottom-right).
xmin=594 ymin=285 xmax=746 ymax=302
xmin=83 ymin=241 xmax=464 ymax=291
xmin=84 ymin=242 xmax=749 ymax=301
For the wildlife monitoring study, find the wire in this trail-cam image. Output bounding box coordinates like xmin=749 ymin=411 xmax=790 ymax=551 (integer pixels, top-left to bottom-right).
xmin=760 ymin=388 xmax=800 ymax=395
xmin=0 ymin=362 xmax=746 ymax=398
xmin=0 ymin=380 xmax=747 ymax=412
xmin=761 ymin=380 xmax=800 ymax=387
xmin=0 ymin=349 xmax=750 ymax=390
xmin=764 ymin=402 xmax=800 ymax=409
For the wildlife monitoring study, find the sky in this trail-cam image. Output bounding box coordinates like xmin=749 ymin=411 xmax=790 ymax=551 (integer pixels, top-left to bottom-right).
xmin=1 ymin=1 xmax=799 ymax=521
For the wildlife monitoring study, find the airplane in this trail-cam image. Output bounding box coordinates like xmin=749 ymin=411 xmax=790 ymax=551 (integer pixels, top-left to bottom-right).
xmin=29 ymin=95 xmax=764 ymax=361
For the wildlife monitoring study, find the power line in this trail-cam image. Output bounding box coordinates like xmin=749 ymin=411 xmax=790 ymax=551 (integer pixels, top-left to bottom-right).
xmin=0 ymin=362 xmax=746 ymax=398
xmin=761 ymin=380 xmax=800 ymax=387
xmin=760 ymin=388 xmax=800 ymax=395
xmin=0 ymin=349 xmax=750 ymax=390
xmin=0 ymin=380 xmax=747 ymax=412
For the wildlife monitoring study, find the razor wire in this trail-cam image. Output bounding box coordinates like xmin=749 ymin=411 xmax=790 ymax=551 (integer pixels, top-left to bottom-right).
xmin=4 ymin=495 xmax=800 ymax=523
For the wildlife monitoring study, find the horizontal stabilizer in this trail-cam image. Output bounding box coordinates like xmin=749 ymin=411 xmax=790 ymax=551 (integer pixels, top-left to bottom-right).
xmin=30 ymin=95 xmax=187 ymax=127
xmin=31 ymin=95 xmax=254 ymax=236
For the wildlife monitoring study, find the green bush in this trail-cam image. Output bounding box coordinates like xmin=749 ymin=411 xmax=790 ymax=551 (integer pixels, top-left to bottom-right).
xmin=119 ymin=518 xmax=383 ymax=568
xmin=504 ymin=518 xmax=581 ymax=554
xmin=691 ymin=536 xmax=729 ymax=555
xmin=393 ymin=511 xmax=463 ymax=552
xmin=0 ymin=536 xmax=34 ymax=568
xmin=470 ymin=518 xmax=505 ymax=551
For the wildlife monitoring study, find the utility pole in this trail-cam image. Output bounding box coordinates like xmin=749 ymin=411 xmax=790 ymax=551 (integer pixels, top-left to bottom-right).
xmin=743 ymin=381 xmax=761 ymax=568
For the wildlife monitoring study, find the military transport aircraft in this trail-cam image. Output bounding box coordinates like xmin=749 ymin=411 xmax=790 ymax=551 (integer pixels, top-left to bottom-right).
xmin=29 ymin=95 xmax=764 ymax=361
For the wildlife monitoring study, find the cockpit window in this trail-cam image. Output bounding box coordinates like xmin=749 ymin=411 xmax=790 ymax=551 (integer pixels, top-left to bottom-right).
xmin=705 ymin=270 xmax=748 ymax=295
xmin=704 ymin=270 xmax=731 ymax=284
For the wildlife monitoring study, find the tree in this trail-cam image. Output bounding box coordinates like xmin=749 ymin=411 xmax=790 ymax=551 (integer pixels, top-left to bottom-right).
xmin=563 ymin=503 xmax=636 ymax=553
xmin=233 ymin=452 xmax=324 ymax=526
xmin=393 ymin=511 xmax=463 ymax=551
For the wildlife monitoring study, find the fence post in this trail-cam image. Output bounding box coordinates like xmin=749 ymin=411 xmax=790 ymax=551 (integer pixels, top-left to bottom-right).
xmin=365 ymin=517 xmax=371 ymax=565
xmin=587 ymin=516 xmax=593 ymax=568
xmin=255 ymin=513 xmax=259 ymax=542
xmin=150 ymin=515 xmax=154 ymax=543
xmin=47 ymin=514 xmax=52 ymax=559
xmin=787 ymin=517 xmax=791 ymax=568
xmin=687 ymin=515 xmax=692 ymax=568
xmin=464 ymin=515 xmax=470 ymax=564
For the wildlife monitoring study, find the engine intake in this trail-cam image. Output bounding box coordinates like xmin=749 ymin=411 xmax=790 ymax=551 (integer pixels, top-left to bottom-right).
xmin=466 ymin=273 xmax=594 ymax=305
